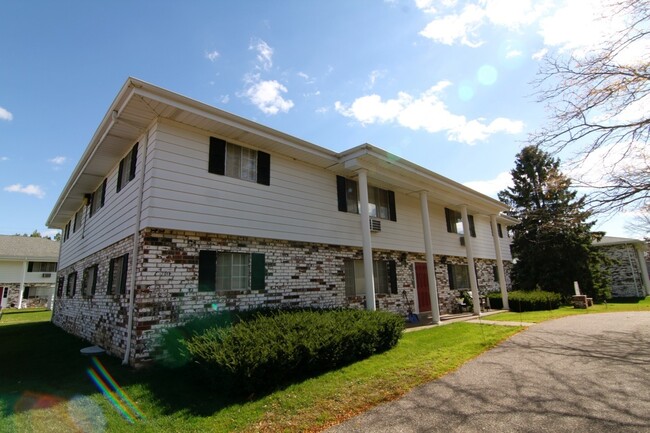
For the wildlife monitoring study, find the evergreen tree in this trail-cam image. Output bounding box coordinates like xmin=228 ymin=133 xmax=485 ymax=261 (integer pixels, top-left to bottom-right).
xmin=498 ymin=146 xmax=611 ymax=300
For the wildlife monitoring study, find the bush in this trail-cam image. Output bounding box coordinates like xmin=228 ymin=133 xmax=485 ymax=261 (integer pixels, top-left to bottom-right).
xmin=158 ymin=309 xmax=404 ymax=395
xmin=486 ymin=292 xmax=504 ymax=310
xmin=505 ymin=290 xmax=563 ymax=312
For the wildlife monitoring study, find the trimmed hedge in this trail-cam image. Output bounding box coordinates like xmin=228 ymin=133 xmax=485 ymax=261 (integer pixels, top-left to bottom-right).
xmin=158 ymin=309 xmax=404 ymax=394
xmin=490 ymin=290 xmax=562 ymax=312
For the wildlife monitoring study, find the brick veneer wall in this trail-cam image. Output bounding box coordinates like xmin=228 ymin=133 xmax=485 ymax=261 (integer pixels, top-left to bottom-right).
xmin=599 ymin=244 xmax=646 ymax=298
xmin=52 ymin=228 xmax=513 ymax=365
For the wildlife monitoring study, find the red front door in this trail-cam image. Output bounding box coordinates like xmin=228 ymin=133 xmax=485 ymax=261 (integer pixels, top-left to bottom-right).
xmin=415 ymin=263 xmax=431 ymax=313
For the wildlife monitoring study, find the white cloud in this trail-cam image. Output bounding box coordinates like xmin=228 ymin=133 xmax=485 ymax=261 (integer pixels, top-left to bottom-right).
xmin=0 ymin=106 xmax=13 ymax=121
xmin=205 ymin=50 xmax=220 ymax=62
xmin=48 ymin=156 xmax=66 ymax=165
xmin=0 ymin=156 xmax=8 ymax=161
xmin=366 ymin=69 xmax=387 ymax=89
xmin=419 ymin=3 xmax=485 ymax=47
xmin=335 ymin=82 xmax=523 ymax=144
xmin=250 ymin=38 xmax=273 ymax=70
xmin=531 ymin=47 xmax=548 ymax=60
xmin=464 ymin=171 xmax=513 ymax=198
xmin=4 ymin=184 xmax=45 ymax=198
xmin=505 ymin=49 xmax=522 ymax=59
xmin=220 ymin=94 xmax=230 ymax=104
xmin=244 ymin=79 xmax=294 ymax=115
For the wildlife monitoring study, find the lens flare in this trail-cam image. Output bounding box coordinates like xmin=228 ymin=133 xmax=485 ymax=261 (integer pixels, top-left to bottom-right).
xmin=86 ymin=357 xmax=145 ymax=423
xmin=477 ymin=65 xmax=498 ymax=86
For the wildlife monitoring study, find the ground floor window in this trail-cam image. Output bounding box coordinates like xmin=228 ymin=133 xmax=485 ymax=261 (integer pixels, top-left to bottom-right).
xmin=344 ymin=259 xmax=397 ymax=296
xmin=447 ymin=264 xmax=470 ymax=291
xmin=82 ymin=265 xmax=98 ymax=297
xmin=66 ymin=272 xmax=77 ymax=297
xmin=107 ymin=254 xmax=128 ymax=295
xmin=198 ymin=251 xmax=265 ymax=292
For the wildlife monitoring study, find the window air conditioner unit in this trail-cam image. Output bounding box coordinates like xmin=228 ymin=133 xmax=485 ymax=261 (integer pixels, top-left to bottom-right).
xmin=369 ymin=218 xmax=382 ymax=232
xmin=459 ymin=236 xmax=465 ymax=246
xmin=42 ymin=273 xmax=52 ymax=278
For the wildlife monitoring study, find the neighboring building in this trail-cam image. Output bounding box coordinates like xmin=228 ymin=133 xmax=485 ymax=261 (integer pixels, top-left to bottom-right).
xmin=47 ymin=78 xmax=516 ymax=365
xmin=0 ymin=235 xmax=60 ymax=309
xmin=594 ymin=236 xmax=650 ymax=298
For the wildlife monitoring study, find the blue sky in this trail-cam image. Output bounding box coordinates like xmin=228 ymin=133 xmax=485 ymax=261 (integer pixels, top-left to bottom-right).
xmin=0 ymin=0 xmax=637 ymax=237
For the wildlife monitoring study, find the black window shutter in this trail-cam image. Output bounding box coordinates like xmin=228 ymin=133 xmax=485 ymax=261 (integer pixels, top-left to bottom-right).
xmin=120 ymin=254 xmax=129 ymax=295
xmin=445 ymin=208 xmax=454 ymax=233
xmin=251 ymin=253 xmax=265 ymax=291
xmin=88 ymin=193 xmax=95 ymax=217
xmin=469 ymin=215 xmax=476 ymax=237
xmin=198 ymin=250 xmax=216 ymax=292
xmin=388 ymin=190 xmax=397 ymax=222
xmin=91 ymin=266 xmax=98 ymax=296
xmin=209 ymin=137 xmax=226 ymax=175
xmin=447 ymin=264 xmax=455 ymax=290
xmin=28 ymin=262 xmax=34 ymax=272
xmin=256 ymin=151 xmax=271 ymax=185
xmin=336 ymin=176 xmax=348 ymax=212
xmin=497 ymin=223 xmax=503 ymax=238
xmin=101 ymin=178 xmax=107 ymax=206
xmin=71 ymin=273 xmax=76 ymax=296
xmin=387 ymin=260 xmax=398 ymax=294
xmin=107 ymin=258 xmax=115 ymax=294
xmin=117 ymin=159 xmax=124 ymax=192
xmin=129 ymin=143 xmax=138 ymax=181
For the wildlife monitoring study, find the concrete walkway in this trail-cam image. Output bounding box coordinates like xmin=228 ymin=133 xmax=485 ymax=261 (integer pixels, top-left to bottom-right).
xmin=328 ymin=312 xmax=650 ymax=433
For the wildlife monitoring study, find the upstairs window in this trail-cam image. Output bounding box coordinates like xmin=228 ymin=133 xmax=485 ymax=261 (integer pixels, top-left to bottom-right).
xmin=89 ymin=179 xmax=107 ymax=217
xmin=344 ymin=259 xmax=397 ymax=296
xmin=63 ymin=221 xmax=71 ymax=241
xmin=490 ymin=222 xmax=504 ymax=238
xmin=336 ymin=176 xmax=397 ymax=221
xmin=28 ymin=262 xmax=57 ymax=272
xmin=73 ymin=209 xmax=83 ymax=233
xmin=198 ymin=250 xmax=265 ymax=292
xmin=445 ymin=208 xmax=476 ymax=237
xmin=209 ymin=137 xmax=270 ymax=185
xmin=107 ymin=254 xmax=129 ymax=295
xmin=117 ymin=143 xmax=138 ymax=193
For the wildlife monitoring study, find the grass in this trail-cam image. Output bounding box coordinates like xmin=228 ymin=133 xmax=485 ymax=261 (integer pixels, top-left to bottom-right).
xmin=487 ymin=297 xmax=650 ymax=323
xmin=0 ymin=309 xmax=521 ymax=433
xmin=0 ymin=308 xmax=52 ymax=326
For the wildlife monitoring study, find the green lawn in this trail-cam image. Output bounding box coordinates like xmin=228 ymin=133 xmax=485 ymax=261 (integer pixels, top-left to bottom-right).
xmin=0 ymin=310 xmax=521 ymax=433
xmin=0 ymin=308 xmax=52 ymax=326
xmin=487 ymin=297 xmax=650 ymax=323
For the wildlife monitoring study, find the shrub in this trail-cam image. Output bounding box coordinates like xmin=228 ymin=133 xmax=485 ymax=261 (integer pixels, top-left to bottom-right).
xmin=505 ymin=290 xmax=563 ymax=312
xmin=159 ymin=309 xmax=404 ymax=395
xmin=486 ymin=292 xmax=504 ymax=310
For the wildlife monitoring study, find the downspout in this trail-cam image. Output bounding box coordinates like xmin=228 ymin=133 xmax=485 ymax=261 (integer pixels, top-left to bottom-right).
xmin=123 ymin=128 xmax=149 ymax=366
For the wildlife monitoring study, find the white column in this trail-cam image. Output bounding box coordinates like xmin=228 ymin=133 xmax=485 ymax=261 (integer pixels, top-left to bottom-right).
xmin=17 ymin=260 xmax=27 ymax=309
xmin=490 ymin=215 xmax=509 ymax=310
xmin=636 ymin=246 xmax=650 ymax=297
xmin=420 ymin=191 xmax=440 ymax=324
xmin=460 ymin=206 xmax=481 ymax=315
xmin=357 ymin=169 xmax=376 ymax=311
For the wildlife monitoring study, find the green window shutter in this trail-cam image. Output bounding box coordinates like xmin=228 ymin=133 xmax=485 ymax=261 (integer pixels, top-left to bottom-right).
xmin=336 ymin=176 xmax=348 ymax=212
xmin=256 ymin=151 xmax=271 ymax=185
xmin=387 ymin=260 xmax=398 ymax=294
xmin=251 ymin=253 xmax=265 ymax=291
xmin=116 ymin=159 xmax=124 ymax=192
xmin=129 ymin=143 xmax=139 ymax=181
xmin=198 ymin=250 xmax=216 ymax=292
xmin=120 ymin=254 xmax=129 ymax=295
xmin=209 ymin=137 xmax=226 ymax=175
xmin=91 ymin=265 xmax=98 ymax=296
xmin=107 ymin=258 xmax=114 ymax=294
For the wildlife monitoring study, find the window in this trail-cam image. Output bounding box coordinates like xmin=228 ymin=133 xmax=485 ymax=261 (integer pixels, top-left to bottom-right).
xmin=28 ymin=262 xmax=57 ymax=272
xmin=490 ymin=222 xmax=504 ymax=238
xmin=82 ymin=265 xmax=98 ymax=297
xmin=73 ymin=209 xmax=83 ymax=233
xmin=89 ymin=179 xmax=107 ymax=217
xmin=344 ymin=259 xmax=397 ymax=296
xmin=198 ymin=250 xmax=265 ymax=292
xmin=447 ymin=264 xmax=470 ymax=291
xmin=63 ymin=221 xmax=71 ymax=241
xmin=444 ymin=208 xmax=475 ymax=237
xmin=336 ymin=176 xmax=397 ymax=221
xmin=208 ymin=137 xmax=271 ymax=185
xmin=107 ymin=254 xmax=129 ymax=295
xmin=117 ymin=143 xmax=138 ymax=193
xmin=66 ymin=272 xmax=77 ymax=297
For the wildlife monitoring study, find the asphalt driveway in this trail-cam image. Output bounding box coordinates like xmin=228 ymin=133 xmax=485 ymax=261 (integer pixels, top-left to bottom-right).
xmin=328 ymin=312 xmax=650 ymax=433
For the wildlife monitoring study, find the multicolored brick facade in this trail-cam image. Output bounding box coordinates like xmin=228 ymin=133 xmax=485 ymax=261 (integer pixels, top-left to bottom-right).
xmin=52 ymin=228 xmax=511 ymax=365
